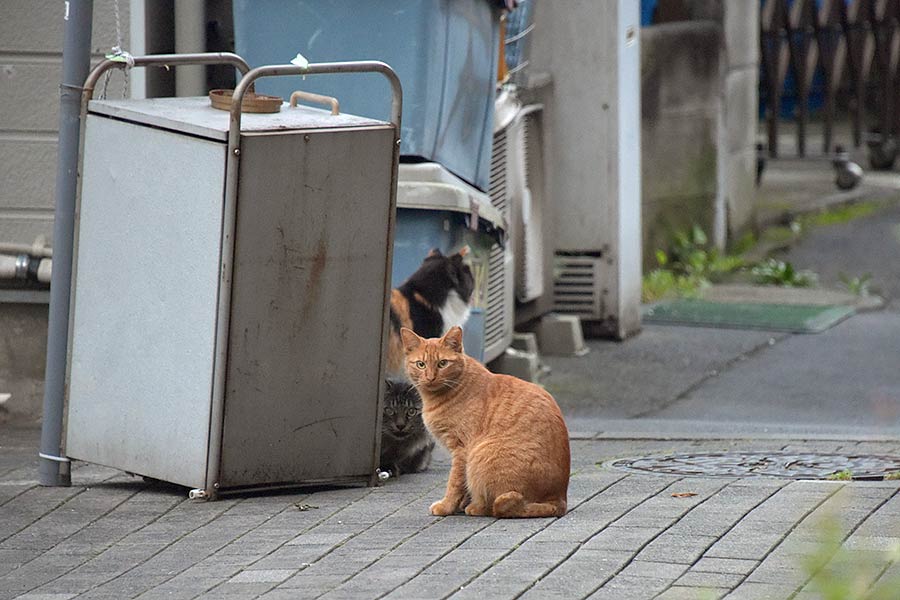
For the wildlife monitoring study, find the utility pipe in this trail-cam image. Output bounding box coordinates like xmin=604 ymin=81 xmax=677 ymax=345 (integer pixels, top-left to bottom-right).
xmin=174 ymin=0 xmax=206 ymax=96
xmin=39 ymin=0 xmax=94 ymax=487
xmin=0 ymin=255 xmax=52 ymax=283
xmin=0 ymin=242 xmax=52 ymax=258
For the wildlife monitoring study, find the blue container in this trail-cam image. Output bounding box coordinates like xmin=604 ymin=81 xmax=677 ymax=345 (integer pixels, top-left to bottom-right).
xmin=391 ymin=207 xmax=496 ymax=363
xmin=640 ymin=0 xmax=658 ymax=26
xmin=233 ymin=0 xmax=500 ymax=191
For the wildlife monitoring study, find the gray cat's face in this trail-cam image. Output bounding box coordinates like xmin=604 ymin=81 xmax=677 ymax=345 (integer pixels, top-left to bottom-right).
xmin=382 ymin=378 xmax=425 ymax=439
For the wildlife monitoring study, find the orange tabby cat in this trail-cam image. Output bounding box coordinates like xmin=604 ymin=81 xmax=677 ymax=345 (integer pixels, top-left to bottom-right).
xmin=399 ymin=326 xmax=570 ymax=518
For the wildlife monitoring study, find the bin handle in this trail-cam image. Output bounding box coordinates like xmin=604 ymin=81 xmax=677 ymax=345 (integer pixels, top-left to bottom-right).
xmin=228 ymin=61 xmax=402 ymax=139
xmin=289 ymin=90 xmax=340 ymax=115
xmin=81 ymin=52 xmax=254 ymax=100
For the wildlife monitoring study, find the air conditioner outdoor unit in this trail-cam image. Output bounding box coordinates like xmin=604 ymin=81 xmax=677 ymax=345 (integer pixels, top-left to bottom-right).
xmin=492 ymin=90 xmax=547 ymax=311
xmin=515 ymin=105 xmax=546 ymax=303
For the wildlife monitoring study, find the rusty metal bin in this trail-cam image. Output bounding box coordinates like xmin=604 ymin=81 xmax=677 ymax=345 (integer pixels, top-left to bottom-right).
xmin=64 ymin=55 xmax=401 ymax=498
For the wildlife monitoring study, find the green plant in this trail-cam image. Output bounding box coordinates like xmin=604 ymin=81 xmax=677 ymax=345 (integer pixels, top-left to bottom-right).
xmin=801 ymin=201 xmax=880 ymax=228
xmin=883 ymin=471 xmax=900 ymax=481
xmin=643 ymin=226 xmax=746 ymax=302
xmin=803 ymin=518 xmax=900 ymax=599
xmin=751 ymin=258 xmax=818 ymax=287
xmin=642 ymin=269 xmax=708 ymax=303
xmin=838 ymin=273 xmax=873 ymax=297
xmin=729 ymin=231 xmax=757 ymax=255
xmin=825 ymin=469 xmax=853 ymax=481
xmin=663 ymin=226 xmax=744 ymax=281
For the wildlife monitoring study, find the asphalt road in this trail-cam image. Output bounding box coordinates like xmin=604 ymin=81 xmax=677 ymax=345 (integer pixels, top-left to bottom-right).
xmin=545 ymin=196 xmax=900 ymax=437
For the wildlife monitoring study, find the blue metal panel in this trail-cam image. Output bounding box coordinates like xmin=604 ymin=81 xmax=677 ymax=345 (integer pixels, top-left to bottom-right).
xmin=233 ymin=0 xmax=499 ymax=191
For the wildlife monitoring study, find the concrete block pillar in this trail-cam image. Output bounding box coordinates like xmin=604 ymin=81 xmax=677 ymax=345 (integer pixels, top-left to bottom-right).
xmin=528 ymin=0 xmax=642 ymax=339
xmin=722 ymin=0 xmax=760 ymax=236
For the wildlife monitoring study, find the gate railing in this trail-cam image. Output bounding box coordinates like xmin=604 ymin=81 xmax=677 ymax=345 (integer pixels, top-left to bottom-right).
xmin=760 ymin=0 xmax=900 ymax=162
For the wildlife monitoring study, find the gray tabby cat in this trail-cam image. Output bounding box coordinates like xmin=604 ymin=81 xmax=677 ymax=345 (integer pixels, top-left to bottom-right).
xmin=380 ymin=377 xmax=435 ymax=476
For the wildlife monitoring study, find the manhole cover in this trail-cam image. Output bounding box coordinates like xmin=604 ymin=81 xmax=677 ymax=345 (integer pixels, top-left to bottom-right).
xmin=610 ymin=452 xmax=900 ymax=480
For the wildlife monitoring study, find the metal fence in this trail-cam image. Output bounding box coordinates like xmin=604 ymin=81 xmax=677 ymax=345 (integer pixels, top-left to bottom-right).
xmin=760 ymin=0 xmax=899 ymax=167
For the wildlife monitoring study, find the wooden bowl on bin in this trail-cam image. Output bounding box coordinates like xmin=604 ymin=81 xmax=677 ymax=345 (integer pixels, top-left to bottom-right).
xmin=209 ymin=88 xmax=282 ymax=113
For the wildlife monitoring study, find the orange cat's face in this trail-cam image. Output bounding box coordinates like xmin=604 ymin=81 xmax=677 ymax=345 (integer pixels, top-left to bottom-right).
xmin=399 ymin=327 xmax=466 ymax=394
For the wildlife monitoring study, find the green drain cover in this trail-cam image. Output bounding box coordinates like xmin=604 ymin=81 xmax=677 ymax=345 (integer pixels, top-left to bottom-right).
xmin=643 ymin=299 xmax=855 ymax=333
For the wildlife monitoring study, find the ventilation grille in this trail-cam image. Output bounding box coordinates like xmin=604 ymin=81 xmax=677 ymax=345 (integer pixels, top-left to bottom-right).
xmin=517 ymin=111 xmax=545 ymax=302
xmin=484 ymin=243 xmax=508 ymax=350
xmin=489 ymin=127 xmax=510 ymax=221
xmin=553 ymin=255 xmax=604 ymax=319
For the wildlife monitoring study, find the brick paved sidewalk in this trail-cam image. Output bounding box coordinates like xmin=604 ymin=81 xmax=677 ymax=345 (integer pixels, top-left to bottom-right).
xmin=2 ymin=427 xmax=899 ymax=600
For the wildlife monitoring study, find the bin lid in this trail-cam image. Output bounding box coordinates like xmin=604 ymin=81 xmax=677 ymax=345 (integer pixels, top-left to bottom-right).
xmin=398 ymin=163 xmax=506 ymax=233
xmin=87 ymin=97 xmax=389 ymax=142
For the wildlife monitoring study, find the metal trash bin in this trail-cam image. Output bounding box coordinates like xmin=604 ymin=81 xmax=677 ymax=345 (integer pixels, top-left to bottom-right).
xmin=64 ymin=55 xmax=402 ymax=498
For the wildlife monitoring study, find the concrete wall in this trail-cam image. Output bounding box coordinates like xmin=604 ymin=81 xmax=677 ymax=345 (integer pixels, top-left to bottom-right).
xmin=641 ymin=21 xmax=724 ymax=267
xmin=0 ymin=0 xmax=130 ymax=246
xmin=0 ymin=302 xmax=48 ymax=424
xmin=640 ymin=1 xmax=759 ymax=266
xmin=0 ymin=1 xmax=130 ymax=424
xmin=721 ymin=0 xmax=760 ymax=236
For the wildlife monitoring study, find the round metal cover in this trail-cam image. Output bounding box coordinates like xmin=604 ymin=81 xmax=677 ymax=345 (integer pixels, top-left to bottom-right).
xmin=610 ymin=452 xmax=900 ymax=480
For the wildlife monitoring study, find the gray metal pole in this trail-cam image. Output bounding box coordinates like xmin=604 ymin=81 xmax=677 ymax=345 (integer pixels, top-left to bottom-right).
xmin=39 ymin=0 xmax=94 ymax=486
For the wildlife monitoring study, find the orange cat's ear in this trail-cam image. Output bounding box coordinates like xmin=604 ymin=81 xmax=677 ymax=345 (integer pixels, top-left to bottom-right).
xmin=441 ymin=326 xmax=464 ymax=353
xmin=399 ymin=327 xmax=423 ymax=354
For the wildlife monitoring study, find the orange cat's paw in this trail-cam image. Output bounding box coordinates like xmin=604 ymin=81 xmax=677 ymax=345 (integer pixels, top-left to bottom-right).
xmin=464 ymin=503 xmax=489 ymax=516
xmin=429 ymin=499 xmax=457 ymax=516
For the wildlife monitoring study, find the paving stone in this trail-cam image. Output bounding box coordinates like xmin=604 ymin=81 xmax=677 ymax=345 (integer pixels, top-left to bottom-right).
xmin=704 ymin=533 xmax=786 ymax=560
xmin=529 ymin=476 xmax=676 ymax=543
xmin=519 ymin=549 xmax=631 ymax=599
xmin=676 ymin=569 xmax=745 ymax=588
xmin=724 ymin=581 xmax=802 ymax=599
xmin=451 ymin=542 xmax=579 ymax=599
xmin=277 ymin=572 xmax=347 ymax=590
xmin=133 ymin=578 xmax=221 ymax=600
xmin=586 ymin=575 xmax=672 ymax=599
xmin=197 ymin=582 xmax=274 ymax=597
xmin=318 ymin=566 xmax=422 ymax=599
xmin=693 ymin=557 xmax=760 ymax=575
xmin=583 ymin=526 xmax=660 ymax=552
xmin=0 ymin=487 xmax=88 ymax=543
xmin=657 ymin=587 xmax=729 ymax=600
xmin=618 ymin=560 xmax=688 ymax=580
xmin=242 ymin=544 xmax=334 ymax=570
xmin=228 ymin=569 xmax=295 ymax=584
xmin=636 ymin=534 xmax=718 ymax=564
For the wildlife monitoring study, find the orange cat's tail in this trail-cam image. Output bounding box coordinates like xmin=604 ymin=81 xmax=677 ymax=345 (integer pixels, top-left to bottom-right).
xmin=492 ymin=492 xmax=567 ymax=518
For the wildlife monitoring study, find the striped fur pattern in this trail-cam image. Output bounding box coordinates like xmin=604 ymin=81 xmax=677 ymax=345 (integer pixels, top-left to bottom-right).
xmin=379 ymin=377 xmax=435 ymax=476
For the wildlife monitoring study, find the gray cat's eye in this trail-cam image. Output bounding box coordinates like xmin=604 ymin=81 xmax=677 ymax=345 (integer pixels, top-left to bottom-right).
xmin=407 ymin=408 xmax=417 ymax=417
xmin=385 ymin=408 xmax=394 ymax=416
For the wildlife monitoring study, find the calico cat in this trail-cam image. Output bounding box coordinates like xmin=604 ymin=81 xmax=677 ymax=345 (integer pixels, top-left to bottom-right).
xmin=385 ymin=247 xmax=474 ymax=378
xmin=399 ymin=326 xmax=570 ymax=518
xmin=379 ymin=377 xmax=435 ymax=476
